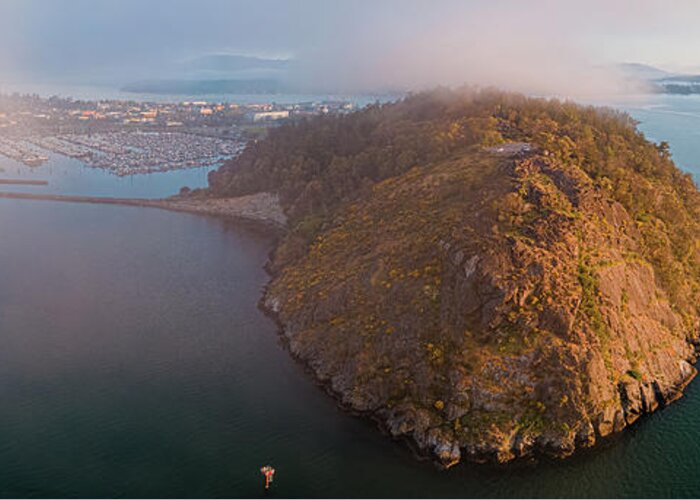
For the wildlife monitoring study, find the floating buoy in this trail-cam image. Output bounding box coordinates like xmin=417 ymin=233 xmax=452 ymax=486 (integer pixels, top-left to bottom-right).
xmin=260 ymin=465 xmax=275 ymax=490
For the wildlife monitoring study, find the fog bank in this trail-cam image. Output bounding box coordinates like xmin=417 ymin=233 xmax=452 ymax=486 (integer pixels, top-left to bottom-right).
xmin=0 ymin=0 xmax=698 ymax=97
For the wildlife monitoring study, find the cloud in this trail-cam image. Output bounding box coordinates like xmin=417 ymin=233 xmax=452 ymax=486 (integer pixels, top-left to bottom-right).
xmin=288 ymin=0 xmax=672 ymax=97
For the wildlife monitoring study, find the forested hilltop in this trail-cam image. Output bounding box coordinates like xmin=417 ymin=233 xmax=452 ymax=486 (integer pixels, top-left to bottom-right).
xmin=208 ymin=88 xmax=700 ymax=465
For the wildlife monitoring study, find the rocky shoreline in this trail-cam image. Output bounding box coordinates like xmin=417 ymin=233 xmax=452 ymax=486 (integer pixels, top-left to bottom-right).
xmin=254 ymin=151 xmax=700 ymax=468
xmin=261 ymin=279 xmax=699 ymax=468
xmin=160 ymin=191 xmax=288 ymax=230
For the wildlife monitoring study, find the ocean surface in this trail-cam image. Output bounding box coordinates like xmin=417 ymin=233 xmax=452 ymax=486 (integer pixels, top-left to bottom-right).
xmin=2 ymin=94 xmax=700 ymax=497
xmin=614 ymin=94 xmax=700 ymax=180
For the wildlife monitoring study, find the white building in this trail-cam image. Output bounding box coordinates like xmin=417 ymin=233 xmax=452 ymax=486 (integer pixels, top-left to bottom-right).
xmin=252 ymin=110 xmax=290 ymax=122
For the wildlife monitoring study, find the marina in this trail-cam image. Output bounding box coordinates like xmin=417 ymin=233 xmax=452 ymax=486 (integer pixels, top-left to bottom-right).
xmin=26 ymin=131 xmax=245 ymax=175
xmin=0 ymin=93 xmax=359 ymax=173
xmin=0 ymin=137 xmax=48 ymax=166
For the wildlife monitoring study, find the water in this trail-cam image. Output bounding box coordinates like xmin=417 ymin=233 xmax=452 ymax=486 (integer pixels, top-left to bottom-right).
xmin=2 ymin=94 xmax=700 ymax=497
xmin=0 ymin=82 xmax=397 ymax=108
xmin=615 ymin=94 xmax=700 ymax=180
xmin=0 ymin=152 xmax=216 ymax=199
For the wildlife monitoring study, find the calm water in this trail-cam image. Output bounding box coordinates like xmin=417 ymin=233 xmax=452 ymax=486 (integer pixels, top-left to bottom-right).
xmin=3 ymin=94 xmax=700 ymax=497
xmin=0 ymin=152 xmax=216 ymax=199
xmin=0 ymin=82 xmax=397 ymax=108
xmin=618 ymin=95 xmax=700 ymax=179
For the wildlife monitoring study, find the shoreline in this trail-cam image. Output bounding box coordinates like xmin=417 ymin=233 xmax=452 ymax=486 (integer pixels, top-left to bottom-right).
xmin=258 ymin=278 xmax=700 ymax=470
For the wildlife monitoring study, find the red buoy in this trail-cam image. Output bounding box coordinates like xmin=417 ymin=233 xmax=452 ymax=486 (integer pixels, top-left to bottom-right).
xmin=260 ymin=465 xmax=275 ymax=490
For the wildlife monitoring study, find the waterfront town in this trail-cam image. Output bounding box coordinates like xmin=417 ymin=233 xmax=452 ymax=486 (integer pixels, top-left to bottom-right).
xmin=0 ymin=93 xmax=355 ymax=174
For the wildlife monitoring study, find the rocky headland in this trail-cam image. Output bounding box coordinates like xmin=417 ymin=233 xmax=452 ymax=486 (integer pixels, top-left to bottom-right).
xmin=204 ymin=88 xmax=700 ymax=467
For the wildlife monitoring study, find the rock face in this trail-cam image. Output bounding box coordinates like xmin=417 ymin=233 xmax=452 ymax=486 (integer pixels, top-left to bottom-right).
xmin=264 ymin=148 xmax=700 ymax=466
xmin=208 ymin=90 xmax=700 ymax=467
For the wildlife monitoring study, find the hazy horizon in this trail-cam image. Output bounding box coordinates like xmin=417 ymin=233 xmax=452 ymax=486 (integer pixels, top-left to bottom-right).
xmin=2 ymin=0 xmax=700 ymax=97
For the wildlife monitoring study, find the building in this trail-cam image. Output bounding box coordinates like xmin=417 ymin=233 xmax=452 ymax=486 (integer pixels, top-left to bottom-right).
xmin=252 ymin=110 xmax=290 ymax=122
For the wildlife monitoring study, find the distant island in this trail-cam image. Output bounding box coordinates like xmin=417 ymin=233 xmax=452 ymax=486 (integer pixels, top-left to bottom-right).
xmin=119 ymin=53 xmax=295 ymax=95
xmin=124 ymin=62 xmax=700 ymax=97
xmin=618 ymin=62 xmax=700 ymax=95
xmin=652 ymin=76 xmax=700 ymax=95
xmin=121 ymin=78 xmax=287 ymax=95
xmin=199 ymin=88 xmax=700 ymax=467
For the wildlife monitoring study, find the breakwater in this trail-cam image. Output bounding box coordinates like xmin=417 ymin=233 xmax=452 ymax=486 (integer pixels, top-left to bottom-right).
xmin=0 ymin=178 xmax=48 ymax=186
xmin=0 ymin=190 xmax=287 ymax=230
xmin=0 ymin=190 xmax=164 ymax=208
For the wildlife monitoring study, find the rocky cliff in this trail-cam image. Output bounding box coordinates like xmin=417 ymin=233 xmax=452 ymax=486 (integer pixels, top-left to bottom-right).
xmin=210 ymin=89 xmax=700 ymax=466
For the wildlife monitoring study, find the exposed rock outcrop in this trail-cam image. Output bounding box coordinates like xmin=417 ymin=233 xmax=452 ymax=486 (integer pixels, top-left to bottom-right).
xmin=263 ymin=149 xmax=700 ymax=466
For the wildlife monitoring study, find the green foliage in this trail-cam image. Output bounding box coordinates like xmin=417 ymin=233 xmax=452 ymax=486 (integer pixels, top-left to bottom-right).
xmin=209 ymin=88 xmax=515 ymax=225
xmin=577 ymin=258 xmax=608 ymax=341
xmin=211 ymin=85 xmax=700 ymax=339
xmin=295 ymin=214 xmax=327 ymax=242
xmin=517 ymin=400 xmax=548 ymax=434
xmin=460 ymin=409 xmax=513 ymax=436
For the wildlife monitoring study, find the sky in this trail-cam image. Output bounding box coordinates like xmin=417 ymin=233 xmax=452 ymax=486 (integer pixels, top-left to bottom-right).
xmin=1 ymin=0 xmax=700 ymax=96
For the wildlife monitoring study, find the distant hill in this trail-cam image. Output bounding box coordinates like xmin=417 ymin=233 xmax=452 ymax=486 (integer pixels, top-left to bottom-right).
xmin=617 ymin=62 xmax=700 ymax=94
xmin=617 ymin=62 xmax=672 ymax=81
xmin=654 ymin=74 xmax=700 ymax=95
xmin=122 ymin=54 xmax=294 ymax=95
xmin=121 ymin=78 xmax=288 ymax=95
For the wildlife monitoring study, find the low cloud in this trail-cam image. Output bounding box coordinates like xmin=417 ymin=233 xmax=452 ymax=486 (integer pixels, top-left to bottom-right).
xmin=0 ymin=0 xmax=697 ymax=97
xmin=288 ymin=1 xmax=666 ymax=97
